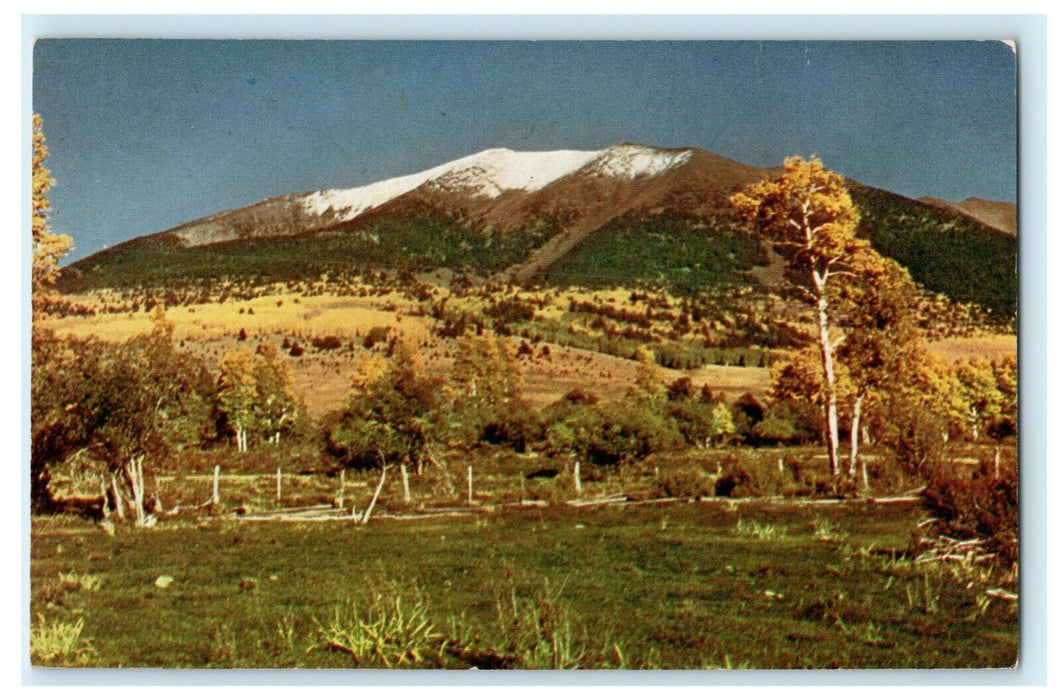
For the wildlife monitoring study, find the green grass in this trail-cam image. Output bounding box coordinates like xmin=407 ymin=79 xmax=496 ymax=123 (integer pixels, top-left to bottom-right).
xmin=30 ymin=501 xmax=1017 ymax=669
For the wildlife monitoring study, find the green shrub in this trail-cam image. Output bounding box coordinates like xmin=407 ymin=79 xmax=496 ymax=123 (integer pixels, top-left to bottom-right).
xmin=880 ymin=399 xmax=947 ymax=476
xmin=314 ymin=587 xmax=444 ymax=668
xmin=713 ymin=453 xmax=787 ymax=498
xmin=654 ymin=465 xmax=713 ymax=499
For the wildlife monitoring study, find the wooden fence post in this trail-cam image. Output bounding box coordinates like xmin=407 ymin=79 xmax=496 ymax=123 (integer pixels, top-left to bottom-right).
xmin=400 ymin=463 xmax=411 ymax=504
xmin=467 ymin=465 xmax=473 ymax=505
xmin=212 ymin=465 xmax=221 ymax=505
xmin=338 ymin=469 xmax=346 ymax=510
xmin=276 ymin=466 xmax=282 ymax=505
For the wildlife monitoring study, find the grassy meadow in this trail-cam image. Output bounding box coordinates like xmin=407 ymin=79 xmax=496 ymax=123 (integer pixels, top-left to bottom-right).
xmin=30 ymin=500 xmax=1017 ymax=669
xmin=33 ymin=274 xmax=1019 ymax=670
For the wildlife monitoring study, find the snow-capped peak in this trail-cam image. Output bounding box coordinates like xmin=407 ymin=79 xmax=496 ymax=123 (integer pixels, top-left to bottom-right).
xmin=300 ymin=144 xmax=693 ymax=224
xmin=301 ymin=147 xmax=599 ymax=221
xmin=587 ymin=144 xmax=693 ymax=179
xmin=427 ymin=148 xmax=601 ymax=197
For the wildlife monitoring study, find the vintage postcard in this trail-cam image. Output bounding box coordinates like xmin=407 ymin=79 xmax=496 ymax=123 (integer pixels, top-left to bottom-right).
xmin=29 ymin=38 xmax=1018 ymax=670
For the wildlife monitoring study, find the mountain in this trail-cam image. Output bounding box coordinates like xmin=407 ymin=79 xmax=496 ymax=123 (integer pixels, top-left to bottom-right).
xmin=61 ymin=143 xmax=1017 ymax=316
xmin=917 ymin=196 xmax=1017 ymax=236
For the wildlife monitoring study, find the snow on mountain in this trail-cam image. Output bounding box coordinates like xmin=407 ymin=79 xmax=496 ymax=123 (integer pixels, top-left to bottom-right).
xmin=302 ymin=148 xmax=596 ymax=220
xmin=426 ymin=148 xmax=601 ymax=197
xmin=586 ymin=144 xmax=693 ymax=179
xmin=300 ymin=144 xmax=690 ymax=223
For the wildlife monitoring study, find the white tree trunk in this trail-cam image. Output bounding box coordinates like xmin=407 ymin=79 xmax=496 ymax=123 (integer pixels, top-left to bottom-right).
xmin=849 ymin=393 xmax=864 ymax=480
xmin=212 ymin=464 xmax=221 ymax=505
xmin=467 ymin=465 xmax=474 ymax=505
xmin=275 ymin=466 xmax=282 ymax=505
xmin=574 ymin=461 xmax=582 ymax=495
xmin=816 ymin=295 xmax=841 ymax=477
xmin=400 ymin=462 xmax=411 ymax=504
xmin=124 ymin=456 xmax=149 ymax=527
xmin=111 ymin=472 xmax=125 ymax=520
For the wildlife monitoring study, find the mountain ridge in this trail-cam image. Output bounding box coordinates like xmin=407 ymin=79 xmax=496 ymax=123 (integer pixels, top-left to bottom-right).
xmin=61 ymin=143 xmax=1017 ymax=317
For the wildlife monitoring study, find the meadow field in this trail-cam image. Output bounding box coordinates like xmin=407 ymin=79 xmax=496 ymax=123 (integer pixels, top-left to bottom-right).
xmin=30 ymin=499 xmax=1018 ymax=669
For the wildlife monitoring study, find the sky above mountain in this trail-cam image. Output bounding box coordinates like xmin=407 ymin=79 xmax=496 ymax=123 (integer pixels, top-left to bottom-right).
xmin=32 ymin=40 xmax=1016 ymax=262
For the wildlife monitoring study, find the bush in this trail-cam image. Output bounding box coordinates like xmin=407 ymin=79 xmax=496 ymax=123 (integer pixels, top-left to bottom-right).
xmin=713 ymin=453 xmax=787 ymax=498
xmin=363 ymin=326 xmax=393 ymax=349
xmin=880 ymin=399 xmax=947 ymax=476
xmin=749 ymin=416 xmax=798 ymax=446
xmin=311 ymin=335 xmax=343 ymax=351
xmin=655 ymin=465 xmax=713 ymax=499
xmin=922 ymin=460 xmax=1018 ymax=564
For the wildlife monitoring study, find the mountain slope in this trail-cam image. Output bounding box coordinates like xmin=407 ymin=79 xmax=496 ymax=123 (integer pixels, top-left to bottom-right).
xmin=61 ymin=144 xmax=1016 ymax=316
xmin=917 ymin=196 xmax=1017 ymax=236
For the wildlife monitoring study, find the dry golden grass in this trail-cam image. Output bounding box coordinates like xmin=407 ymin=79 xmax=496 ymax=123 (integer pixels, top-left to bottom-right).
xmin=42 ymin=293 xmax=434 ymax=345
xmin=927 ymin=334 xmax=1017 ymax=362
xmin=45 ymin=287 xmax=1005 ymax=420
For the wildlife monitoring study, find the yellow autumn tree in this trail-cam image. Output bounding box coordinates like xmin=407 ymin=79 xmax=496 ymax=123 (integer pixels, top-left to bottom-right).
xmin=32 ymin=114 xmax=73 ymax=318
xmin=731 ymin=157 xmax=887 ymax=477
xmin=218 ymin=341 xmax=302 ymax=451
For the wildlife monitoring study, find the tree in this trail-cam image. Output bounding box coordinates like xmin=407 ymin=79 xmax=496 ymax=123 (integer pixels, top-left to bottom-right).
xmin=218 ymin=346 xmax=258 ymax=452
xmin=30 ymin=330 xmax=108 ymax=512
xmin=90 ymin=309 xmax=216 ymax=523
xmin=446 ymin=332 xmax=527 ymax=448
xmin=218 ymin=341 xmax=302 ymax=451
xmin=708 ymin=402 xmax=736 ymax=448
xmin=31 ymin=114 xmax=73 ymax=318
xmin=833 ymin=257 xmax=924 ymax=487
xmin=324 ymin=336 xmax=443 ymax=472
xmin=731 ymin=157 xmax=885 ymax=477
xmin=954 ymin=358 xmax=1004 ymax=441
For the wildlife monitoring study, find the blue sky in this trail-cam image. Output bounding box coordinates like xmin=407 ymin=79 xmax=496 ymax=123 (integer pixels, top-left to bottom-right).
xmin=32 ymin=40 xmax=1016 ymax=262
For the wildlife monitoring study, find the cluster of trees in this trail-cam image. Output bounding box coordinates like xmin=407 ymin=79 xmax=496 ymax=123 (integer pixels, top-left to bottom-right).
xmin=322 ymin=337 xmax=769 ymax=477
xmin=32 ymin=308 xmax=305 ymax=518
xmin=731 ymin=158 xmax=1017 ymax=489
xmin=32 ymin=115 xmax=306 ymax=517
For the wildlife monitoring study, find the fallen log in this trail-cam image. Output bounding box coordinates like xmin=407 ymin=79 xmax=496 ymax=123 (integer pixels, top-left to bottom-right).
xmin=985 ymin=588 xmax=1018 ymax=602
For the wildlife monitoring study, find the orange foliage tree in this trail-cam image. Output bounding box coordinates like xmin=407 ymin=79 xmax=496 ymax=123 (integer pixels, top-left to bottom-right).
xmin=731 ymin=157 xmax=888 ymax=477
xmin=32 ymin=114 xmax=73 ymax=318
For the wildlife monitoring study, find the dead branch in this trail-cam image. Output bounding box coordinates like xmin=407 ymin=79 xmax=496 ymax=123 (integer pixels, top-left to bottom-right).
xmin=361 ymin=460 xmax=389 ymax=525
